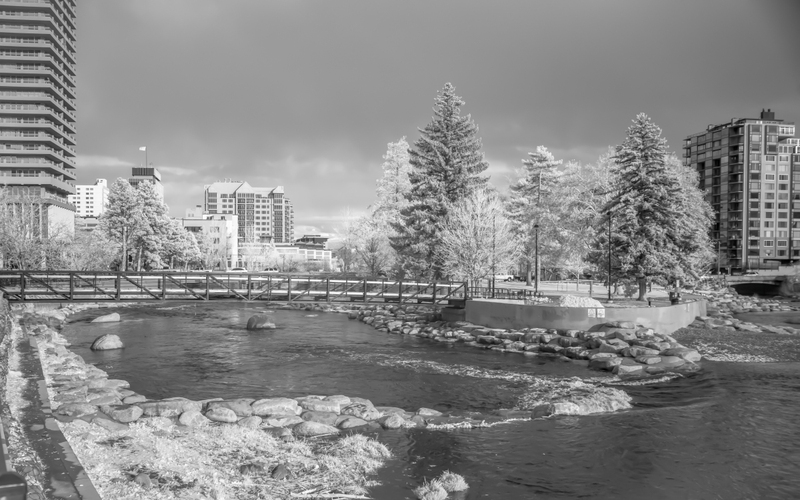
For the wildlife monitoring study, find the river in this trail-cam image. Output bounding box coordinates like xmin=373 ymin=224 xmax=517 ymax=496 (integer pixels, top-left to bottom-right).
xmin=62 ymin=303 xmax=800 ymax=499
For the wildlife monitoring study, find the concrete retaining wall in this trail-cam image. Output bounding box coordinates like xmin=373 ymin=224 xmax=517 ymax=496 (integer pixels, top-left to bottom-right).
xmin=465 ymin=298 xmax=707 ymax=334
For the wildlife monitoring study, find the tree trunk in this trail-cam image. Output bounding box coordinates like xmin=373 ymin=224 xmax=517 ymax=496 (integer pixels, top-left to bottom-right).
xmin=526 ymin=262 xmax=532 ymax=286
xmin=637 ymin=275 xmax=647 ymax=301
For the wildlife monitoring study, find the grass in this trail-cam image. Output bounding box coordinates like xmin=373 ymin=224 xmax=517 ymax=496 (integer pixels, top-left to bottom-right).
xmin=60 ymin=419 xmax=391 ymax=500
xmin=413 ymin=471 xmax=468 ymax=499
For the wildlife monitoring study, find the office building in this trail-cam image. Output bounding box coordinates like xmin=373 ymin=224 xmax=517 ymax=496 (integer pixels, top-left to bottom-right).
xmin=181 ymin=207 xmax=239 ymax=270
xmin=128 ymin=166 xmax=163 ymax=200
xmin=68 ymin=178 xmax=108 ymax=217
xmin=202 ymin=180 xmax=294 ymax=244
xmin=0 ymin=0 xmax=78 ymax=236
xmin=684 ymin=109 xmax=800 ymax=270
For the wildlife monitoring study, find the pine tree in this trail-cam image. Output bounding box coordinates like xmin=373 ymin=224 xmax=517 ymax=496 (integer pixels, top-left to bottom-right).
xmin=598 ymin=113 xmax=712 ymax=300
xmin=374 ymin=136 xmax=412 ymax=225
xmin=98 ymin=178 xmax=143 ymax=271
xmin=391 ymin=82 xmax=489 ymax=279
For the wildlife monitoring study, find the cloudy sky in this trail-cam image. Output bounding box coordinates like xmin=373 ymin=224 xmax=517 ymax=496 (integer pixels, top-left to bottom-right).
xmin=76 ymin=0 xmax=800 ymax=235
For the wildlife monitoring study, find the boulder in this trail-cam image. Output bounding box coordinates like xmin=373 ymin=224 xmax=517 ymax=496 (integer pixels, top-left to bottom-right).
xmin=298 ymin=399 xmax=340 ymax=413
xmin=246 ymin=314 xmax=276 ymax=330
xmin=557 ymin=295 xmax=604 ymax=308
xmin=301 ymin=411 xmax=339 ymax=426
xmin=416 ymin=408 xmax=443 ymax=417
xmin=178 ymin=410 xmax=210 ymax=427
xmin=635 ymin=355 xmax=662 ymax=365
xmin=237 ymin=416 xmax=263 ymax=429
xmin=55 ymin=403 xmax=97 ymax=418
xmin=138 ymin=399 xmax=201 ymax=418
xmin=340 ymin=402 xmax=382 ymax=421
xmin=660 ymin=348 xmax=702 ymax=362
xmin=122 ymin=395 xmax=147 ymax=405
xmin=90 ymin=334 xmax=124 ymax=351
xmin=263 ymin=416 xmax=304 ymax=427
xmin=206 ymin=399 xmax=255 ymax=417
xmin=251 ymin=398 xmax=299 ymax=417
xmin=377 ymin=414 xmax=406 ymax=429
xmin=589 ymin=357 xmax=623 ymax=371
xmin=100 ymin=405 xmax=143 ymax=423
xmin=292 ymin=421 xmax=340 ymax=437
xmin=91 ymin=416 xmax=129 ymax=432
xmin=206 ymin=407 xmax=238 ymax=423
xmin=336 ymin=416 xmax=369 ymax=429
xmin=91 ymin=313 xmax=120 ymax=323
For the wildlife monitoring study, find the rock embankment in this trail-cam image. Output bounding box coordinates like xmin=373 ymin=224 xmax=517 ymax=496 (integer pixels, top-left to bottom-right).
xmin=688 ymin=290 xmax=799 ymax=335
xmin=341 ymin=304 xmax=701 ymax=377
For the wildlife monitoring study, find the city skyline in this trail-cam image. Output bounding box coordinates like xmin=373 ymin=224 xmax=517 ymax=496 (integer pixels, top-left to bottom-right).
xmin=74 ymin=0 xmax=800 ymax=235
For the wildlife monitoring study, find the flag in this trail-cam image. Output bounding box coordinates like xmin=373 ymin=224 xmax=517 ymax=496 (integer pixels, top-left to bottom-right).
xmin=139 ymin=146 xmax=147 ymax=151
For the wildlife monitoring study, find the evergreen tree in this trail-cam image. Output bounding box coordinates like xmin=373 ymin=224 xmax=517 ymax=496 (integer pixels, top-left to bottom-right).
xmin=391 ymin=82 xmax=489 ymax=279
xmin=98 ymin=178 xmax=143 ymax=271
xmin=131 ymin=181 xmax=171 ymax=270
xmin=373 ymin=136 xmax=412 ymax=225
xmin=597 ymin=113 xmax=712 ymax=300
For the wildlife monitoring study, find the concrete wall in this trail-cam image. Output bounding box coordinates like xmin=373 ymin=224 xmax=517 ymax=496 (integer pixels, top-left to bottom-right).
xmin=465 ymin=298 xmax=707 ymax=334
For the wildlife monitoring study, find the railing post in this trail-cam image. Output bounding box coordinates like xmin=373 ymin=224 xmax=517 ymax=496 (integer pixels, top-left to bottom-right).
xmin=464 ymin=280 xmax=469 ymax=300
xmin=325 ymin=277 xmax=330 ymax=303
xmin=362 ymin=278 xmax=367 ymax=302
xmin=161 ymin=272 xmax=167 ymax=300
xmin=115 ymin=272 xmax=121 ymax=300
xmin=287 ymin=276 xmax=292 ymax=303
xmin=19 ymin=272 xmax=25 ymax=301
xmin=247 ymin=274 xmax=252 ymax=301
xmin=69 ymin=271 xmax=74 ymax=301
xmin=432 ymin=281 xmax=437 ymax=304
xmin=398 ymin=279 xmax=403 ymax=303
xmin=205 ymin=274 xmax=210 ymax=300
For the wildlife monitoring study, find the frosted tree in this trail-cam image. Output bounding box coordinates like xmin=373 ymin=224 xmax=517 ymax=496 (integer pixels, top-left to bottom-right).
xmin=98 ymin=179 xmax=144 ymax=271
xmin=506 ymin=146 xmax=563 ymax=284
xmin=438 ymin=188 xmax=520 ymax=287
xmin=354 ymin=216 xmax=394 ymax=277
xmin=162 ymin=220 xmax=201 ymax=269
xmin=130 ymin=181 xmax=171 ymax=270
xmin=391 ymin=82 xmax=489 ymax=279
xmin=373 ymin=136 xmax=412 ymax=225
xmin=594 ymin=113 xmax=713 ymax=300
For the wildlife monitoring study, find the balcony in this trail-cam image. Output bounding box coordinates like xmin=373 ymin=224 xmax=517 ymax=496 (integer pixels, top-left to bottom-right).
xmin=0 ymin=170 xmax=74 ymax=195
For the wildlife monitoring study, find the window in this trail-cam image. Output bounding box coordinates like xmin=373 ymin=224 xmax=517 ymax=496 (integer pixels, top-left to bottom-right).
xmin=764 ymin=240 xmax=775 ymax=247
xmin=764 ymin=221 xmax=775 ymax=228
xmin=750 ymin=192 xmax=760 ymax=199
xmin=765 ymin=174 xmax=775 ymax=180
xmin=779 ymin=221 xmax=788 ymax=228
xmin=766 ymin=192 xmax=775 ymax=200
xmin=764 ymin=230 xmax=774 ymax=238
xmin=778 ymin=240 xmax=788 ymax=247
xmin=779 ymin=174 xmax=789 ymax=181
xmin=765 ymin=183 xmax=776 ymax=190
xmin=765 ymin=202 xmax=775 ymax=209
xmin=779 ymin=212 xmax=788 ymax=219
xmin=779 ymin=184 xmax=789 ymax=191
xmin=750 ymin=182 xmax=761 ymax=191
xmin=766 ymin=155 xmax=776 ymax=162
xmin=766 ymin=212 xmax=774 ymax=218
xmin=749 ymin=173 xmax=760 ymax=180
xmin=749 ymin=201 xmax=760 ymax=209
xmin=778 ymin=249 xmax=788 ymax=256
xmin=779 ymin=203 xmax=789 ymax=209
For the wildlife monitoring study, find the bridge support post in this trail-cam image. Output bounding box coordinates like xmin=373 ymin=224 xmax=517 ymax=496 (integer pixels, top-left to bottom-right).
xmin=20 ymin=272 xmax=25 ymax=301
xmin=161 ymin=273 xmax=167 ymax=300
xmin=432 ymin=281 xmax=437 ymax=304
xmin=115 ymin=273 xmax=121 ymax=301
xmin=362 ymin=279 xmax=367 ymax=302
xmin=398 ymin=280 xmax=403 ymax=303
xmin=205 ymin=274 xmax=210 ymax=300
xmin=325 ymin=278 xmax=330 ymax=303
xmin=69 ymin=272 xmax=74 ymax=301
xmin=247 ymin=275 xmax=252 ymax=301
xmin=287 ymin=277 xmax=292 ymax=303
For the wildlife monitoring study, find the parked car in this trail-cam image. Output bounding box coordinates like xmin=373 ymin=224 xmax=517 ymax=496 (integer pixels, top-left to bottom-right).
xmin=263 ymin=267 xmax=279 ymax=273
xmin=743 ymin=270 xmax=759 ymax=276
xmin=228 ymin=267 xmax=248 ymax=273
xmin=493 ymin=274 xmax=514 ymax=282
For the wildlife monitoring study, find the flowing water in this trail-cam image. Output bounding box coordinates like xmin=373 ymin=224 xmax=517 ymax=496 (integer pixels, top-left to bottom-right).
xmin=62 ymin=303 xmax=800 ymax=499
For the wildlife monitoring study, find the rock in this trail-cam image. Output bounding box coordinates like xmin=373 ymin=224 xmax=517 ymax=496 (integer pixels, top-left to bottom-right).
xmin=660 ymin=347 xmax=702 ymax=362
xmin=340 ymin=402 xmax=382 ymax=421
xmin=336 ymin=416 xmax=369 ymax=429
xmin=134 ymin=473 xmax=152 ymax=490
xmin=141 ymin=416 xmax=173 ymax=429
xmin=88 ymin=395 xmax=122 ymax=406
xmin=55 ymin=403 xmax=97 ymax=418
xmin=91 ymin=416 xmax=129 ymax=432
xmin=416 ymin=408 xmax=442 ymax=417
xmin=239 ymin=463 xmax=265 ymax=475
xmin=91 ymin=313 xmax=120 ymax=323
xmin=178 ymin=410 xmax=210 ymax=427
xmin=138 ymin=399 xmax=201 ymax=417
xmin=90 ymin=334 xmax=124 ymax=351
xmin=206 ymin=407 xmax=239 ymax=423
xmin=301 ymin=411 xmax=338 ymax=426
xmin=252 ymin=398 xmax=299 ymax=417
xmin=589 ymin=357 xmax=623 ymax=371
xmin=635 ymin=355 xmax=662 ymax=365
xmin=323 ymin=395 xmax=352 ymax=406
xmin=613 ymin=363 xmax=644 ymax=375
xmin=103 ymin=379 xmax=130 ymax=390
xmin=246 ymin=314 xmax=276 ymax=330
xmin=378 ymin=414 xmax=406 ymax=429
xmin=123 ymin=395 xmax=147 ymax=405
xmin=101 ymin=405 xmax=143 ymax=423
xmin=207 ymin=399 xmax=255 ymax=417
xmin=263 ymin=416 xmax=304 ymax=427
xmin=292 ymin=421 xmax=339 ymax=437
xmin=298 ymin=399 xmax=340 ymax=413
xmin=237 ymin=416 xmax=263 ymax=429
xmin=271 ymin=463 xmax=290 ymax=480
xmin=623 ymin=346 xmax=660 ymax=358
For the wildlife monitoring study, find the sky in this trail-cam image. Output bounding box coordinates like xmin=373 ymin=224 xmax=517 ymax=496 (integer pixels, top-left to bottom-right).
xmin=75 ymin=0 xmax=800 ymax=236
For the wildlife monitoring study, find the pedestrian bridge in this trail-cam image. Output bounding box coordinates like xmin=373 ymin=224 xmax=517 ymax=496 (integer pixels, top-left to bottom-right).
xmin=724 ymin=274 xmax=790 ymax=296
xmin=0 ymin=271 xmax=482 ymax=306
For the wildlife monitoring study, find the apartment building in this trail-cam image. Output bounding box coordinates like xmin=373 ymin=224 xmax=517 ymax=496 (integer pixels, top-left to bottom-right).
xmin=202 ymin=180 xmax=294 ymax=244
xmin=0 ymin=0 xmax=77 ymax=236
xmin=684 ymin=109 xmax=800 ymax=270
xmin=68 ymin=178 xmax=108 ymax=217
xmin=181 ymin=207 xmax=239 ymax=270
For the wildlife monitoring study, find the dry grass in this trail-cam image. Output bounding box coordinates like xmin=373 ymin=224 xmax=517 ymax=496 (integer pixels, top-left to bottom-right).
xmin=413 ymin=471 xmax=468 ymax=499
xmin=436 ymin=471 xmax=468 ymax=492
xmin=60 ymin=419 xmax=391 ymax=500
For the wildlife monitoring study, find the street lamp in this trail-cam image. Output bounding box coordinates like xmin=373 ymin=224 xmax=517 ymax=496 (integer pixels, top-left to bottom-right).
xmin=716 ymin=239 xmax=721 ymax=275
xmin=491 ymin=214 xmax=496 ymax=299
xmin=533 ymin=223 xmax=540 ymax=295
xmin=607 ymin=214 xmax=612 ymax=303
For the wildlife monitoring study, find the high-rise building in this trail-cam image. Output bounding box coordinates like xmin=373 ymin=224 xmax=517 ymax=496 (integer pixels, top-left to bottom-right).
xmin=128 ymin=166 xmax=163 ymax=200
xmin=202 ymin=180 xmax=294 ymax=244
xmin=0 ymin=0 xmax=77 ymax=236
xmin=68 ymin=178 xmax=108 ymax=217
xmin=684 ymin=110 xmax=800 ymax=270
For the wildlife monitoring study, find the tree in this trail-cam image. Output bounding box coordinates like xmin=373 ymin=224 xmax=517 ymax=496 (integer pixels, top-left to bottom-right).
xmin=333 ymin=208 xmax=361 ymax=274
xmin=162 ymin=220 xmax=201 ymax=269
xmin=391 ymin=82 xmax=489 ymax=280
xmin=130 ymin=181 xmax=171 ymax=270
xmin=56 ymin=229 xmax=117 ymax=271
xmin=596 ymin=113 xmax=713 ymax=300
xmin=354 ymin=216 xmax=394 ymax=277
xmin=373 ymin=137 xmax=412 ymax=225
xmin=438 ymin=188 xmax=519 ymax=287
xmin=98 ymin=179 xmax=143 ymax=271
xmin=506 ymin=146 xmax=563 ymax=284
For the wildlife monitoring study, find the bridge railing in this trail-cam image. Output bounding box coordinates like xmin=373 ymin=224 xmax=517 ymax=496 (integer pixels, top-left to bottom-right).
xmin=0 ymin=271 xmax=473 ymax=305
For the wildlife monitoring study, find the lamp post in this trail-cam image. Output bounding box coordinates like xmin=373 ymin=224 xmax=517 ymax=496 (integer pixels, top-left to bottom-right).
xmin=716 ymin=239 xmax=721 ymax=275
xmin=533 ymin=223 xmax=540 ymax=295
xmin=491 ymin=214 xmax=496 ymax=299
xmin=607 ymin=214 xmax=612 ymax=303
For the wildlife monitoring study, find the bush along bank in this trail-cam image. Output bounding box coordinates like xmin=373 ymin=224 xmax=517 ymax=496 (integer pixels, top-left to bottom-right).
xmin=332 ymin=303 xmax=703 ymax=378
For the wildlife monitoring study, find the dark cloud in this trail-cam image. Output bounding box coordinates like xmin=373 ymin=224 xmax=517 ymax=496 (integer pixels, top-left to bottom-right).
xmin=76 ymin=0 xmax=800 ymax=229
